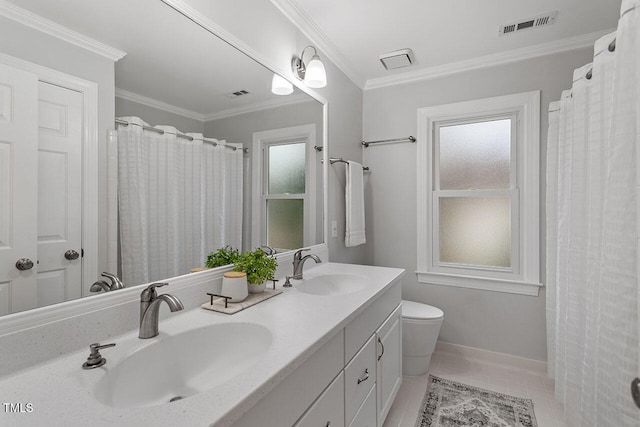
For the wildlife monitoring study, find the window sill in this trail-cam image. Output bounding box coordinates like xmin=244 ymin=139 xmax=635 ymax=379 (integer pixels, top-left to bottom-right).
xmin=416 ymin=271 xmax=542 ymax=296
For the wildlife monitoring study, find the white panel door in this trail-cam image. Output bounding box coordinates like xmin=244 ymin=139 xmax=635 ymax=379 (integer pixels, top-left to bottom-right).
xmin=0 ymin=63 xmax=38 ymax=315
xmin=36 ymin=82 xmax=83 ymax=308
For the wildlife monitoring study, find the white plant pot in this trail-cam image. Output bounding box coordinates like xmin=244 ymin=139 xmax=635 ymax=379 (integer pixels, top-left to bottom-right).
xmin=221 ymin=272 xmax=248 ymax=302
xmin=248 ymin=281 xmax=266 ymax=294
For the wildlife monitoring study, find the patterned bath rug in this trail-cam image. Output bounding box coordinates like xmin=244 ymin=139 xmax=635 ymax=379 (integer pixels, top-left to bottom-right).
xmin=415 ymin=375 xmax=538 ymax=427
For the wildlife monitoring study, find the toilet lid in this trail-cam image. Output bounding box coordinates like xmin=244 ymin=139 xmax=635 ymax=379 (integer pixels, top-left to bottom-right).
xmin=402 ymin=300 xmax=444 ymax=320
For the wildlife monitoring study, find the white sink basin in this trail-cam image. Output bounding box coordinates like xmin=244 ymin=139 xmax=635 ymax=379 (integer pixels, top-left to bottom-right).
xmin=296 ymin=273 xmax=369 ymax=296
xmin=94 ymin=322 xmax=271 ymax=408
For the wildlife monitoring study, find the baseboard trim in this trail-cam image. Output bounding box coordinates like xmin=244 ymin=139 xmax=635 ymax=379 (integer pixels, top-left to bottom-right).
xmin=434 ymin=341 xmax=547 ymax=376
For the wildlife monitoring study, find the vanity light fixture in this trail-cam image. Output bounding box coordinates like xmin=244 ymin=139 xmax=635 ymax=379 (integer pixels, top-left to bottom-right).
xmin=271 ymin=73 xmax=294 ymax=95
xmin=292 ymin=46 xmax=327 ymax=88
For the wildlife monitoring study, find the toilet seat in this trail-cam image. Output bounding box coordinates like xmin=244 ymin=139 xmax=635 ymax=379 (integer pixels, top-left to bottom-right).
xmin=401 ymin=300 xmax=443 ymax=320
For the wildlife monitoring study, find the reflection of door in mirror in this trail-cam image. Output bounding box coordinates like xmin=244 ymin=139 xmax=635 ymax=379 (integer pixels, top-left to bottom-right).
xmin=251 ymin=125 xmax=316 ymax=251
xmin=0 ymin=63 xmax=83 ymax=315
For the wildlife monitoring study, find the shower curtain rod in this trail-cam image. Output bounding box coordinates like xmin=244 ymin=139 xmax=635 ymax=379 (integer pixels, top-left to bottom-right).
xmin=361 ymin=136 xmax=416 ymax=148
xmin=329 ymin=157 xmax=370 ymax=171
xmin=115 ymin=119 xmax=249 ymax=153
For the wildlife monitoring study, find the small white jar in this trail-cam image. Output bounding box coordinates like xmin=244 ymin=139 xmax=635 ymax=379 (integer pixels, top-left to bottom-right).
xmin=221 ymin=271 xmax=248 ymax=302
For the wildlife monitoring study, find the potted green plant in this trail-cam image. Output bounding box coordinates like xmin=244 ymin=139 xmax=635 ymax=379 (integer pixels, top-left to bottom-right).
xmin=205 ymin=246 xmax=240 ymax=268
xmin=234 ymin=248 xmax=278 ymax=294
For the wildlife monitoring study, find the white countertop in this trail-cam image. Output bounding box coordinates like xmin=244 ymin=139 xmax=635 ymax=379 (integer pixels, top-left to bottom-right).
xmin=0 ymin=262 xmax=404 ymax=427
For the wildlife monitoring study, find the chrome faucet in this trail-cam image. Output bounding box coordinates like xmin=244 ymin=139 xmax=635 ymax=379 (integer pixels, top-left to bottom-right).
xmin=284 ymin=249 xmax=321 ymax=287
xmin=139 ymin=283 xmax=184 ymax=339
xmin=90 ymin=272 xmax=126 ymax=293
xmin=89 ymin=280 xmax=111 ymax=293
xmin=102 ymin=272 xmax=125 ymax=290
xmin=260 ymin=245 xmax=276 ymax=255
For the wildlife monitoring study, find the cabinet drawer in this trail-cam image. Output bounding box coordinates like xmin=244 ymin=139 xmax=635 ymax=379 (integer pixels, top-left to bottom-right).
xmin=295 ymin=372 xmax=345 ymax=427
xmin=349 ymin=383 xmax=376 ymax=427
xmin=344 ymin=335 xmax=376 ymax=424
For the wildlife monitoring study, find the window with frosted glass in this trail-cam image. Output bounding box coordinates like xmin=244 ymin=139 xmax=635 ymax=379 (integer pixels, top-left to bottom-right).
xmin=264 ymin=141 xmax=306 ymax=249
xmin=266 ymin=199 xmax=303 ymax=250
xmin=434 ymin=115 xmax=516 ymax=271
xmin=438 ymin=119 xmax=511 ymax=190
xmin=268 ymin=143 xmax=305 ymax=194
xmin=439 ymin=197 xmax=511 ymax=268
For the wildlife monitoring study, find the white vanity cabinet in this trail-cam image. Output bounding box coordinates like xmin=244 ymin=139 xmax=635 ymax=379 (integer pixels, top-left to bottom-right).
xmin=233 ymin=280 xmax=402 ymax=427
xmin=294 ymin=372 xmax=345 ymax=427
xmin=343 ymin=305 xmax=402 ymax=427
xmin=344 ymin=288 xmax=402 ymax=427
xmin=345 ymin=335 xmax=377 ymax=424
xmin=375 ymin=306 xmax=402 ymax=426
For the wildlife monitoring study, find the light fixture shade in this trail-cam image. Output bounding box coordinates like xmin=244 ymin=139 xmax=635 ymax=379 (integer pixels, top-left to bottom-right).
xmin=271 ymin=73 xmax=293 ymax=95
xmin=303 ymin=55 xmax=327 ymax=88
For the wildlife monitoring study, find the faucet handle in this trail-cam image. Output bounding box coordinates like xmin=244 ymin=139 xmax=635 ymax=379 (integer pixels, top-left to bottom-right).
xmin=260 ymin=245 xmax=275 ymax=255
xmin=140 ymin=282 xmax=168 ymax=301
xmin=294 ymin=248 xmax=311 ymax=259
xmin=101 ymin=272 xmax=125 ymax=290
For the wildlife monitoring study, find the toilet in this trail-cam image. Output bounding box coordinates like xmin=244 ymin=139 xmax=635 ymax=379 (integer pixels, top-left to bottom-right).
xmin=401 ymin=300 xmax=444 ymax=376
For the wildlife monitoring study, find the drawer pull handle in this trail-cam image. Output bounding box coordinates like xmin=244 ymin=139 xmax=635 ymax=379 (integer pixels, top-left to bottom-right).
xmin=378 ymin=337 xmax=385 ymax=361
xmin=357 ymin=368 xmax=369 ymax=384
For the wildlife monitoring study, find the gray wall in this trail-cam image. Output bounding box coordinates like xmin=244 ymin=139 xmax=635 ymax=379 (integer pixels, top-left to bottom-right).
xmin=0 ymin=16 xmax=115 ymax=277
xmin=362 ymin=48 xmax=594 ymax=361
xmin=205 ymin=100 xmax=324 ymax=251
xmin=115 ymin=97 xmax=205 ymax=133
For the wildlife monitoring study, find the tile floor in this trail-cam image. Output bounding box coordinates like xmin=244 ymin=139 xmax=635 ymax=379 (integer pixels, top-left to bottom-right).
xmin=383 ymin=351 xmax=567 ymax=427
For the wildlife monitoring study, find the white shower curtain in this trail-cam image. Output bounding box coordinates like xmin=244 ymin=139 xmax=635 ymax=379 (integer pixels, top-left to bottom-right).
xmin=546 ymin=1 xmax=639 ymax=425
xmin=117 ymin=117 xmax=243 ymax=285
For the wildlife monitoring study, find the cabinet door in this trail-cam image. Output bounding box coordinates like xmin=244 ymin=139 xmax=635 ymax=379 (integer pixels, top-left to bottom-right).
xmin=295 ymin=372 xmax=345 ymax=427
xmin=376 ymin=305 xmax=402 ymax=426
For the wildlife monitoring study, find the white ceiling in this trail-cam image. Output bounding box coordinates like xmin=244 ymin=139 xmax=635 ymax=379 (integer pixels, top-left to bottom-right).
xmin=5 ymin=0 xmax=624 ymax=102
xmin=277 ymin=0 xmax=622 ymax=88
xmin=5 ymin=0 xmax=312 ymax=118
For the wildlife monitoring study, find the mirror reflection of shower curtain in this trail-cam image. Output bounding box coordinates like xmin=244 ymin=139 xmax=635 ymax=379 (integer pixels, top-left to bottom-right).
xmin=116 ymin=117 xmax=243 ymax=285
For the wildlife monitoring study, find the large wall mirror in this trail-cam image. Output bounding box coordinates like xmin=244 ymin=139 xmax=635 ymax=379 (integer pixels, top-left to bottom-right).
xmin=0 ymin=0 xmax=325 ymax=317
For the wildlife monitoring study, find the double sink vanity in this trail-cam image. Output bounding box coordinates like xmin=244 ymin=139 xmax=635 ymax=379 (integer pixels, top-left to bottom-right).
xmin=0 ymin=260 xmax=404 ymax=427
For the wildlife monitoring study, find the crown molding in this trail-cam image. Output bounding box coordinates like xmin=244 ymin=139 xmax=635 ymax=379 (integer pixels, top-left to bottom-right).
xmin=364 ymin=29 xmax=613 ymax=90
xmin=204 ymin=94 xmax=313 ymax=122
xmin=115 ymin=88 xmax=206 ymax=121
xmin=116 ymin=88 xmax=313 ymax=123
xmin=270 ymin=0 xmax=365 ymax=89
xmin=0 ymin=0 xmax=126 ymax=61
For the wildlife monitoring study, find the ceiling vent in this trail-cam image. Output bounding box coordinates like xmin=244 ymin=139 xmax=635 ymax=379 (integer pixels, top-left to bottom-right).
xmin=225 ymin=89 xmax=250 ymax=98
xmin=499 ymin=11 xmax=557 ymax=36
xmin=379 ymin=48 xmax=415 ymax=70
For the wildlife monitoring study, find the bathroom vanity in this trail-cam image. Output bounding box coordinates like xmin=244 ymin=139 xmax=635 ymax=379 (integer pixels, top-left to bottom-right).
xmin=0 ymin=263 xmax=403 ymax=427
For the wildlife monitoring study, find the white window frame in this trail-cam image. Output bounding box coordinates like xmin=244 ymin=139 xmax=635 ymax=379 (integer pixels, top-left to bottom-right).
xmin=416 ymin=91 xmax=541 ymax=296
xmin=251 ymin=124 xmax=316 ymax=250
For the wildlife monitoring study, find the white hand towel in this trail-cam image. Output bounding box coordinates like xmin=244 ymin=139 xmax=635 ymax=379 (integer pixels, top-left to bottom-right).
xmin=345 ymin=161 xmax=366 ymax=247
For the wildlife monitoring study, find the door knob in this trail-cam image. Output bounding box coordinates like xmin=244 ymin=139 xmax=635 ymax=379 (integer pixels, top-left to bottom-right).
xmin=15 ymin=258 xmax=34 ymax=271
xmin=65 ymin=250 xmax=80 ymax=260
